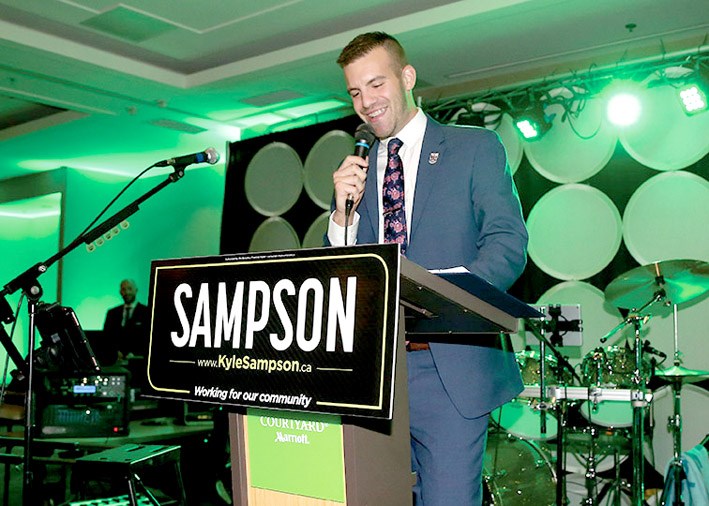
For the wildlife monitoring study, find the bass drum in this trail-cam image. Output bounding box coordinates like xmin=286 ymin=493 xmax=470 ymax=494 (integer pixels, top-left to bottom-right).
xmin=483 ymin=432 xmax=556 ymax=505
xmin=491 ymin=399 xmax=558 ymax=441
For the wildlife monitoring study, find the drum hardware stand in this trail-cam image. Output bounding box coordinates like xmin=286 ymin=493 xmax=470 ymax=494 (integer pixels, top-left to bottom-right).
xmin=581 ymin=425 xmax=599 ymax=506
xmin=663 ymin=304 xmax=692 ymax=506
xmin=595 ymin=454 xmax=627 ymax=506
xmin=520 ymin=384 xmax=654 ymax=506
xmin=524 ymin=317 xmax=582 ymax=506
xmin=600 ymin=287 xmax=665 ymax=506
xmin=626 ymin=294 xmax=660 ymax=506
xmin=602 ymin=260 xmax=709 ymax=506
xmin=652 ymin=327 xmax=709 ymax=505
xmin=665 ymin=375 xmax=686 ymax=506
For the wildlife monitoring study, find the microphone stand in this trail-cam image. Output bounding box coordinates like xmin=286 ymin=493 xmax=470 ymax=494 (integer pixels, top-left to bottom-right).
xmin=0 ymin=165 xmax=188 ymax=506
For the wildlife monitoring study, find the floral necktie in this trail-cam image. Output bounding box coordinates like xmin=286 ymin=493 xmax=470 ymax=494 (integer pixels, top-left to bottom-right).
xmin=382 ymin=138 xmax=407 ymax=255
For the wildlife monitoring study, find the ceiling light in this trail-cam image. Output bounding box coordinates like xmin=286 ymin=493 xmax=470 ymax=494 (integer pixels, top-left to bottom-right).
xmin=514 ymin=102 xmax=553 ymax=140
xmin=607 ymin=92 xmax=641 ymax=126
xmin=678 ymin=83 xmax=707 ymax=115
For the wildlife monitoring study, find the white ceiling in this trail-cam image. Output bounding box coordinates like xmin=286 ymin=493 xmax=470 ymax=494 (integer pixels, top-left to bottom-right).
xmin=0 ymin=0 xmax=707 ymax=180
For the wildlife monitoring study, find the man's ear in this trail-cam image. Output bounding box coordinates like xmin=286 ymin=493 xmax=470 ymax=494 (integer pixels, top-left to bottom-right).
xmin=402 ymin=65 xmax=417 ymax=91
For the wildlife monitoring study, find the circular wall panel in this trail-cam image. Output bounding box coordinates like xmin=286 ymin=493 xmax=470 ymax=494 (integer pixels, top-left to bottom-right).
xmin=623 ymin=171 xmax=709 ymax=264
xmin=245 ymin=142 xmax=304 ymax=216
xmin=304 ymin=130 xmax=354 ymax=209
xmin=527 ymin=184 xmax=622 ymax=280
xmin=525 ymin=96 xmax=617 ymax=183
xmin=302 ymin=211 xmax=331 ymax=249
xmin=248 ymin=217 xmax=300 ymax=252
xmin=619 ymin=73 xmax=709 ymax=171
xmin=470 ymin=103 xmax=524 ymax=175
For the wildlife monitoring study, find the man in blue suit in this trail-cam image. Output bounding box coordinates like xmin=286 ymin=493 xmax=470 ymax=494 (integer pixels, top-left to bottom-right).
xmin=328 ymin=32 xmax=528 ymax=505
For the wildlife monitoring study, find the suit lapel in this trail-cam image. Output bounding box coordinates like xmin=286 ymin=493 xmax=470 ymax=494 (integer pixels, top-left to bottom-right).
xmin=410 ymin=119 xmax=445 ymax=239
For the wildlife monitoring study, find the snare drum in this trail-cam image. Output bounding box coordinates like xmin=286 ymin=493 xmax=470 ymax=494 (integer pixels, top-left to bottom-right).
xmin=484 ymin=432 xmax=556 ymax=505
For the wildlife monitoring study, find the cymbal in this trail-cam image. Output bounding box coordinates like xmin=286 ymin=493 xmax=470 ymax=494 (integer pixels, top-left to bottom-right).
xmin=655 ymin=365 xmax=709 ymax=383
xmin=605 ymin=259 xmax=709 ymax=309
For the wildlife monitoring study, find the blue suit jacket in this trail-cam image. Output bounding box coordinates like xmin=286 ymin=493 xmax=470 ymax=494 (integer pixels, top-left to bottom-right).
xmin=355 ymin=117 xmax=528 ymax=418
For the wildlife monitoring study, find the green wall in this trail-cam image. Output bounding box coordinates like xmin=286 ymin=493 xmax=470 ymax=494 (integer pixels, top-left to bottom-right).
xmin=0 ymin=193 xmax=61 ymax=369
xmin=0 ymin=164 xmax=225 ymax=380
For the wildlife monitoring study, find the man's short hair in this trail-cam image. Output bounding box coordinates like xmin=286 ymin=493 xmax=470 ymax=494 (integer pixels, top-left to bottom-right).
xmin=337 ymin=31 xmax=408 ymax=70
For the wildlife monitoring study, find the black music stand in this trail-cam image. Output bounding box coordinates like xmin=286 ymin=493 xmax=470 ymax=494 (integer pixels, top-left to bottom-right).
xmin=74 ymin=444 xmax=186 ymax=506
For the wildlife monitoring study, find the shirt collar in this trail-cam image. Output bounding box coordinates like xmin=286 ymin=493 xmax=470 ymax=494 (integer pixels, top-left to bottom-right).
xmin=381 ymin=108 xmax=427 ymax=149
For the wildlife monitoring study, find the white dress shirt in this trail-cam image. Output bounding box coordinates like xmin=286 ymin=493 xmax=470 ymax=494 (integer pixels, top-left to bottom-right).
xmin=328 ymin=108 xmax=428 ymax=246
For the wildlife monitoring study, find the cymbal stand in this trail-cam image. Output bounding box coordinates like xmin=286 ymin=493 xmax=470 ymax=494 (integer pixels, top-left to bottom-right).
xmin=628 ymin=293 xmax=660 ymax=506
xmin=666 ymin=304 xmax=685 ymax=506
xmin=601 ymin=284 xmax=665 ymax=506
xmin=665 ymin=376 xmax=685 ymax=506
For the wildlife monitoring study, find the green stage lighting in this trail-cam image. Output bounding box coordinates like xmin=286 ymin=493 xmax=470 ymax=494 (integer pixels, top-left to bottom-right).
xmin=678 ymin=84 xmax=707 ymax=115
xmin=514 ymin=103 xmax=553 ymax=140
xmin=607 ymin=92 xmax=641 ymax=126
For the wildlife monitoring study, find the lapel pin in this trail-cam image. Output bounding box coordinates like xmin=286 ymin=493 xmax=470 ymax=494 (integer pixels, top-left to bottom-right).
xmin=428 ymin=152 xmax=440 ymax=165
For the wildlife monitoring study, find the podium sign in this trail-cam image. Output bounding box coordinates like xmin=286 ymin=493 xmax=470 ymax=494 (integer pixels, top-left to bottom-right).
xmin=246 ymin=409 xmax=345 ymax=502
xmin=145 ymin=244 xmax=400 ymax=418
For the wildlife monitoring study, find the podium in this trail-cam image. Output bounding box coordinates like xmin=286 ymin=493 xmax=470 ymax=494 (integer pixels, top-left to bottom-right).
xmin=227 ymin=255 xmax=538 ymax=505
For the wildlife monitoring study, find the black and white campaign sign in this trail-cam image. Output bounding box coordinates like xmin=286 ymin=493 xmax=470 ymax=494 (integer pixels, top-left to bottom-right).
xmin=145 ymin=244 xmax=401 ymax=419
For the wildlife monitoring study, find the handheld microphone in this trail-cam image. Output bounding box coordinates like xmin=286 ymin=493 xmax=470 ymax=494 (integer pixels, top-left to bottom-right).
xmin=155 ymin=147 xmax=220 ymax=168
xmin=346 ymin=124 xmax=376 ymax=212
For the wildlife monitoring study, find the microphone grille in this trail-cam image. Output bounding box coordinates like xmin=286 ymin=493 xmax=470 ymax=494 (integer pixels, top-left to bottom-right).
xmin=204 ymin=147 xmax=220 ymax=165
xmin=354 ymin=123 xmax=376 ymax=144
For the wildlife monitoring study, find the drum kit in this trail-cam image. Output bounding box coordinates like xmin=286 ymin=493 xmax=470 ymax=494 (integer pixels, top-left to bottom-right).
xmin=485 ymin=259 xmax=709 ymax=506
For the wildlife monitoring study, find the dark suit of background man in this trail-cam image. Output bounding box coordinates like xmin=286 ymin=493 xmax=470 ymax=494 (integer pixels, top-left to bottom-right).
xmin=103 ymin=279 xmax=150 ymax=360
xmin=328 ymin=32 xmax=528 ymax=505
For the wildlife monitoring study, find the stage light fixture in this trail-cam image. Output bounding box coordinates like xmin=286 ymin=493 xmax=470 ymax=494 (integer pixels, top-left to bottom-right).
xmin=678 ymin=83 xmax=707 ymax=115
xmin=607 ymin=92 xmax=642 ymax=126
xmin=455 ymin=111 xmax=486 ymax=127
xmin=514 ymin=102 xmax=553 ymax=140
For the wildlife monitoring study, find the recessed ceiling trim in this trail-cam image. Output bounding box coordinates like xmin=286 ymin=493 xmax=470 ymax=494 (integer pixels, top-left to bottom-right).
xmin=186 ymin=0 xmax=536 ymax=87
xmin=80 ymin=6 xmax=179 ymax=43
xmin=61 ymin=0 xmax=304 ymax=35
xmin=0 ymin=19 xmax=187 ymax=87
xmin=0 ymin=84 xmax=114 ymax=115
xmin=0 ymin=110 xmax=86 ymax=141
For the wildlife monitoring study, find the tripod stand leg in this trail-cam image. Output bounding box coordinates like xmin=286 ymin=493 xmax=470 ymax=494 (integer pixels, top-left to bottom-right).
xmin=129 ymin=472 xmax=161 ymax=506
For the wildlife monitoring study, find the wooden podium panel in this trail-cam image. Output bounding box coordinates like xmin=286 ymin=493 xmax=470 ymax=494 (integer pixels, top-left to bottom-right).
xmin=228 ymin=312 xmax=411 ymax=506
